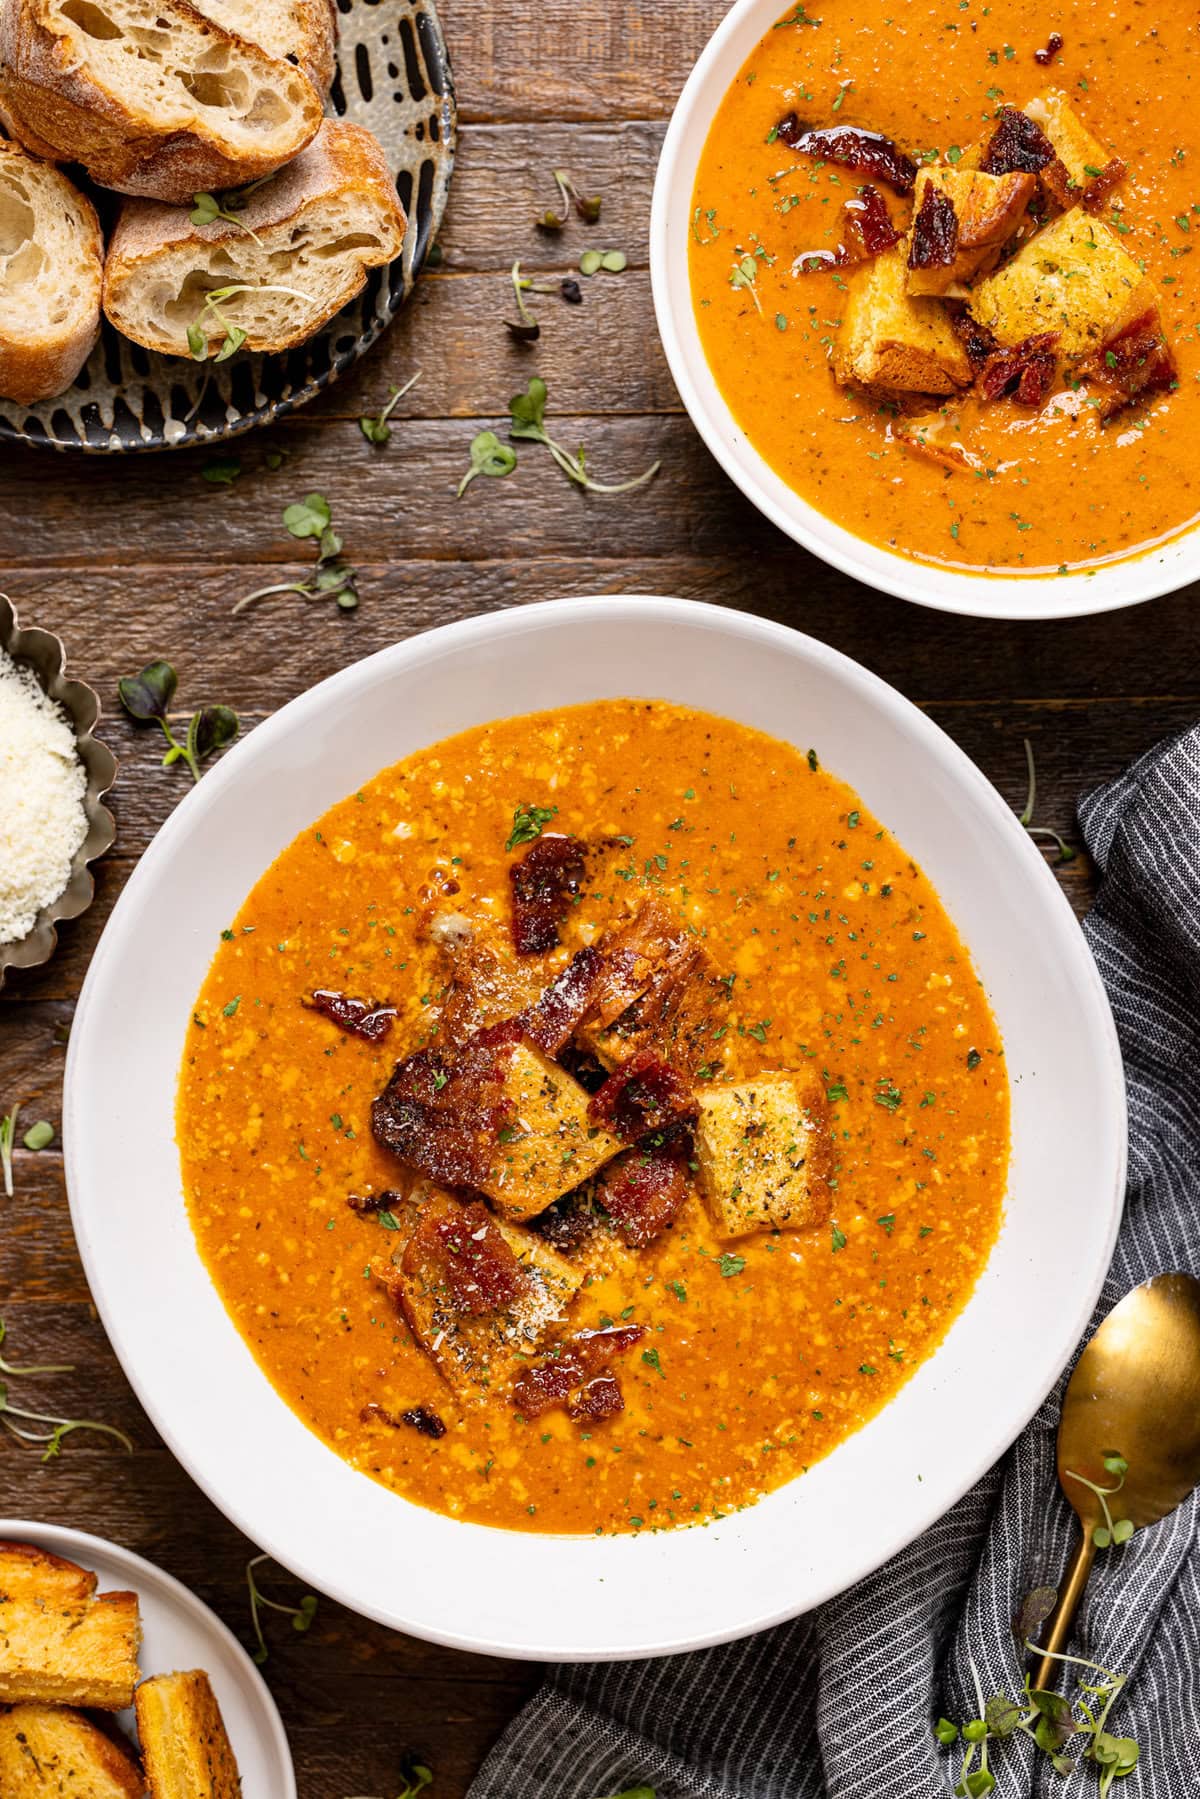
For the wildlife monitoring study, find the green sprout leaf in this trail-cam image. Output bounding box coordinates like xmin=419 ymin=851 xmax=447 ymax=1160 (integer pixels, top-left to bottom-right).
xmin=22 ymin=1121 xmax=53 ymax=1152
xmin=118 ymin=660 xmax=177 ymax=723
xmin=246 ymin=1553 xmax=320 ymax=1664
xmin=283 ymin=493 xmax=332 ymax=539
xmin=119 ymin=660 xmax=238 ymax=782
xmin=505 ymin=802 xmax=558 ymax=851
xmin=458 ymin=429 xmax=518 ymax=497
xmin=360 ymin=369 xmax=421 ymax=445
xmin=506 ymin=377 xmax=659 ymax=495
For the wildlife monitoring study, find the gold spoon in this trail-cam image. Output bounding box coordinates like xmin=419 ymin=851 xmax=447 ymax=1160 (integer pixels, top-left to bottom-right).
xmin=1033 ymin=1271 xmax=1200 ymax=1691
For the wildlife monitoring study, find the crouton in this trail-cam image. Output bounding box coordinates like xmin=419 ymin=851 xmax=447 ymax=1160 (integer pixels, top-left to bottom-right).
xmin=0 ymin=1703 xmax=144 ymax=1797
xmin=480 ymin=1042 xmax=622 ymax=1220
xmin=575 ymin=899 xmax=730 ymax=1075
xmin=1026 ymin=91 xmax=1125 ymax=210
xmin=834 ymin=242 xmax=973 ymax=394
xmin=0 ymin=1543 xmax=140 ymax=1711
xmin=968 ymin=211 xmax=1150 ymax=357
xmin=695 ymin=1077 xmax=828 ymax=1238
xmin=375 ymin=1191 xmax=583 ymax=1395
xmin=136 ymin=1670 xmax=241 ymax=1799
xmin=906 ymin=166 xmax=1035 ymax=295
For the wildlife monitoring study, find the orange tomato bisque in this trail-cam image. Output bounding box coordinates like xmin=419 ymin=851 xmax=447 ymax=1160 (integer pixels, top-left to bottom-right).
xmin=177 ymin=702 xmax=1008 ymax=1536
xmin=689 ymin=0 xmax=1200 ymax=578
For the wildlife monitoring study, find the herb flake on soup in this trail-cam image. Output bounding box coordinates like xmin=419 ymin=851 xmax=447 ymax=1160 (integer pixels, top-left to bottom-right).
xmin=689 ymin=0 xmax=1198 ymax=576
xmin=178 ymin=702 xmax=1008 ymax=1535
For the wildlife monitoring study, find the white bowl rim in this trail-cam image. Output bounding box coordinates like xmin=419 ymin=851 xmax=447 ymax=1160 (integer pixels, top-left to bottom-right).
xmin=64 ymin=595 xmax=1127 ymax=1660
xmin=649 ymin=0 xmax=1200 ymax=622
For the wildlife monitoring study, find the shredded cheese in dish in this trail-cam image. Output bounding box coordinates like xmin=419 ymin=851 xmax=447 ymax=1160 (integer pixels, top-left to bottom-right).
xmin=0 ymin=649 xmax=87 ymax=947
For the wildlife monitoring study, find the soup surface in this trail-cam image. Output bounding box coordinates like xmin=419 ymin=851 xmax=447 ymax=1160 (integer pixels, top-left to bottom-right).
xmin=690 ymin=0 xmax=1199 ymax=576
xmin=178 ymin=702 xmax=1008 ymax=1535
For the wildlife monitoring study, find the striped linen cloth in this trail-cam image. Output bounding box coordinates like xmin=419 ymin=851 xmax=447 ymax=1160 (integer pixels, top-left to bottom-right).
xmin=470 ymin=724 xmax=1200 ymax=1799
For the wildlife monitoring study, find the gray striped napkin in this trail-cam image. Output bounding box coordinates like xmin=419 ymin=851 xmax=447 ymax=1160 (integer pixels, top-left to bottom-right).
xmin=469 ymin=722 xmax=1200 ymax=1799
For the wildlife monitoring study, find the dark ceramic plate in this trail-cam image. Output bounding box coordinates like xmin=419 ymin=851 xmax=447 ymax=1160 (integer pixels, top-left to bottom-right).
xmin=0 ymin=0 xmax=456 ymax=454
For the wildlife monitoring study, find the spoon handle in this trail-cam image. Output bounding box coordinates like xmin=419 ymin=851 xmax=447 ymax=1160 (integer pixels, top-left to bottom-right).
xmin=1033 ymin=1530 xmax=1097 ymax=1691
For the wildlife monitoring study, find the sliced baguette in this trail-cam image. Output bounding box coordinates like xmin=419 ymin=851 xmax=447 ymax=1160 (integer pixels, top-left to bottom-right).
xmin=0 ymin=1703 xmax=146 ymax=1797
xmin=0 ymin=137 xmax=102 ymax=402
xmin=0 ymin=1540 xmax=141 ymax=1710
xmin=0 ymin=0 xmax=324 ymax=203
xmin=135 ymin=1670 xmax=241 ymax=1799
xmin=103 ymin=119 xmax=407 ymax=357
xmin=194 ymin=0 xmax=336 ymax=97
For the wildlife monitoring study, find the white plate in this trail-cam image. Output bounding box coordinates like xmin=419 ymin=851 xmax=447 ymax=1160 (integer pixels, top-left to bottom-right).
xmin=0 ymin=1520 xmax=296 ymax=1792
xmin=64 ymin=597 xmax=1126 ymax=1660
xmin=649 ymin=0 xmax=1200 ymax=620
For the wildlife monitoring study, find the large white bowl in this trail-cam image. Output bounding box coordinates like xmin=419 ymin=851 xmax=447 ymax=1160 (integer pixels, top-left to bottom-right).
xmin=65 ymin=598 xmax=1125 ymax=1660
xmin=650 ymin=0 xmax=1199 ymax=621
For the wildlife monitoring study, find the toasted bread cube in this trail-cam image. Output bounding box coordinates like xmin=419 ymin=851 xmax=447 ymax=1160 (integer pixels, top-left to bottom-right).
xmin=575 ymin=899 xmax=730 ymax=1075
xmin=1026 ymin=91 xmax=1121 ymax=206
xmin=695 ymin=1077 xmax=827 ymax=1238
xmin=479 ymin=1042 xmax=622 ymax=1220
xmin=0 ymin=1543 xmax=140 ymax=1710
xmin=834 ymin=243 xmax=973 ymax=394
xmin=375 ymin=1192 xmax=583 ymax=1395
xmin=0 ymin=1703 xmax=144 ymax=1798
xmin=968 ymin=211 xmax=1150 ymax=356
xmin=907 ymin=166 xmax=1035 ymax=295
xmin=137 ymin=1670 xmax=241 ymax=1799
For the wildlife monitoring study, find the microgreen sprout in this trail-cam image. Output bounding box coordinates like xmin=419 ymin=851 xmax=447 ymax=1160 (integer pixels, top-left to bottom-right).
xmin=556 ymin=169 xmax=602 ymax=225
xmin=729 ymin=254 xmax=764 ymax=313
xmin=233 ymin=493 xmax=359 ymax=614
xmin=507 ymin=376 xmax=659 ymax=494
xmin=0 ymin=1319 xmax=133 ymax=1461
xmin=506 ymin=259 xmax=541 ymax=342
xmin=1064 ymin=1452 xmax=1134 ymax=1548
xmin=1019 ymin=738 xmax=1078 ymax=863
xmin=579 ymin=248 xmax=628 ymax=275
xmin=189 ymin=190 xmax=265 ymax=247
xmin=0 ymin=1107 xmax=16 ymax=1198
xmin=23 ymin=1120 xmax=53 ymax=1151
xmin=187 ymin=283 xmax=316 ymax=363
xmin=457 ymin=430 xmax=518 ymax=496
xmin=344 ymin=1762 xmax=434 ymax=1799
xmin=360 ymin=369 xmax=421 ymax=445
xmin=118 ymin=661 xmax=238 ymax=782
xmin=245 ymin=1553 xmax=319 ymax=1664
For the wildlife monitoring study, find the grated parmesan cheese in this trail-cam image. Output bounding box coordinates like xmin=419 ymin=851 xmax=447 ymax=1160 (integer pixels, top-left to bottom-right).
xmin=0 ymin=648 xmax=89 ymax=947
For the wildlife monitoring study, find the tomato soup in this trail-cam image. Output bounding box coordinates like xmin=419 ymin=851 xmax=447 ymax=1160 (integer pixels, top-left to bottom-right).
xmin=178 ymin=702 xmax=1008 ymax=1535
xmin=690 ymin=0 xmax=1199 ymax=576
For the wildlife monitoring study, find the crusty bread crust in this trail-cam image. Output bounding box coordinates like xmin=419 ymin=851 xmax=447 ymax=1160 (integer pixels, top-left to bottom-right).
xmin=136 ymin=1669 xmax=242 ymax=1799
xmin=0 ymin=1702 xmax=146 ymax=1797
xmin=0 ymin=0 xmax=324 ymax=202
xmin=103 ymin=119 xmax=408 ymax=356
xmin=0 ymin=138 xmax=102 ymax=404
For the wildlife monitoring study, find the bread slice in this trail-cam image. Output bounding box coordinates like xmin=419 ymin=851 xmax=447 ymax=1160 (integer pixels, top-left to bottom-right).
xmin=906 ymin=165 xmax=1035 ymax=296
xmin=0 ymin=1541 xmax=140 ymax=1710
xmin=103 ymin=119 xmax=407 ymax=357
xmin=0 ymin=0 xmax=324 ymax=204
xmin=968 ymin=209 xmax=1151 ymax=357
xmin=0 ymin=1703 xmax=146 ymax=1797
xmin=136 ymin=1670 xmax=241 ymax=1799
xmin=0 ymin=137 xmax=102 ymax=402
xmin=834 ymin=240 xmax=973 ymax=394
xmin=194 ymin=0 xmax=336 ymax=96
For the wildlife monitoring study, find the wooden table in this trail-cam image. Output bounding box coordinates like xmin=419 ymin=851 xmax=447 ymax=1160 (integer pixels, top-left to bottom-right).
xmin=1 ymin=2 xmax=1196 ymax=1791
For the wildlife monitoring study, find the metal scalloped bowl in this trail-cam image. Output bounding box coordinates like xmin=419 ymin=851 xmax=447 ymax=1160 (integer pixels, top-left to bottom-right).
xmin=0 ymin=595 xmax=116 ymax=990
xmin=63 ymin=598 xmax=1126 ymax=1660
xmin=0 ymin=0 xmax=456 ymax=454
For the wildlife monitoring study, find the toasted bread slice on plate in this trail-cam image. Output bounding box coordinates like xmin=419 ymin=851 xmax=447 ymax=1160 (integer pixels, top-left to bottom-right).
xmin=196 ymin=0 xmax=337 ymax=97
xmin=0 ymin=1541 xmax=140 ymax=1709
xmin=0 ymin=138 xmax=102 ymax=403
xmin=136 ymin=1670 xmax=241 ymax=1799
xmin=0 ymin=0 xmax=324 ymax=203
xmin=103 ymin=119 xmax=408 ymax=357
xmin=0 ymin=1703 xmax=146 ymax=1797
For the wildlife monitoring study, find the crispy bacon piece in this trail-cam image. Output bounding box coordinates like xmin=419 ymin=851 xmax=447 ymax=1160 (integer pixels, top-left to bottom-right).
xmin=775 ymin=115 xmax=917 ymax=194
xmin=845 ymin=183 xmax=899 ymax=256
xmin=510 ymin=1325 xmax=645 ymax=1420
xmin=347 ymin=1188 xmax=403 ymax=1217
xmin=980 ymin=108 xmax=1056 ymax=177
xmin=306 ymin=988 xmax=397 ymax=1042
xmin=978 ymin=331 xmax=1060 ymax=405
xmin=1082 ymin=156 xmax=1127 ymax=215
xmin=572 ymin=1374 xmax=624 ymax=1421
xmin=950 ymin=308 xmax=999 ymax=368
xmin=523 ymin=944 xmax=605 ymax=1055
xmin=588 ymin=1048 xmax=697 ymax=1143
xmin=596 ymin=1145 xmax=690 ymax=1248
xmin=360 ymin=1401 xmax=447 ymax=1439
xmin=1034 ymin=30 xmax=1064 ymax=64
xmin=1081 ymin=309 xmax=1178 ymax=419
xmin=371 ymin=1022 xmax=520 ymax=1189
xmin=510 ymin=834 xmax=586 ymax=955
xmin=531 ymin=1191 xmax=599 ymax=1255
xmin=423 ymin=1198 xmax=531 ymax=1316
xmin=909 ymin=183 xmax=959 ymax=270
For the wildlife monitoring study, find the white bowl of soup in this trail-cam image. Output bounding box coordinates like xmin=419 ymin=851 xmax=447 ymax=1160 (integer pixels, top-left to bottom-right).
xmin=651 ymin=0 xmax=1200 ymax=618
xmin=64 ymin=598 xmax=1124 ymax=1658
